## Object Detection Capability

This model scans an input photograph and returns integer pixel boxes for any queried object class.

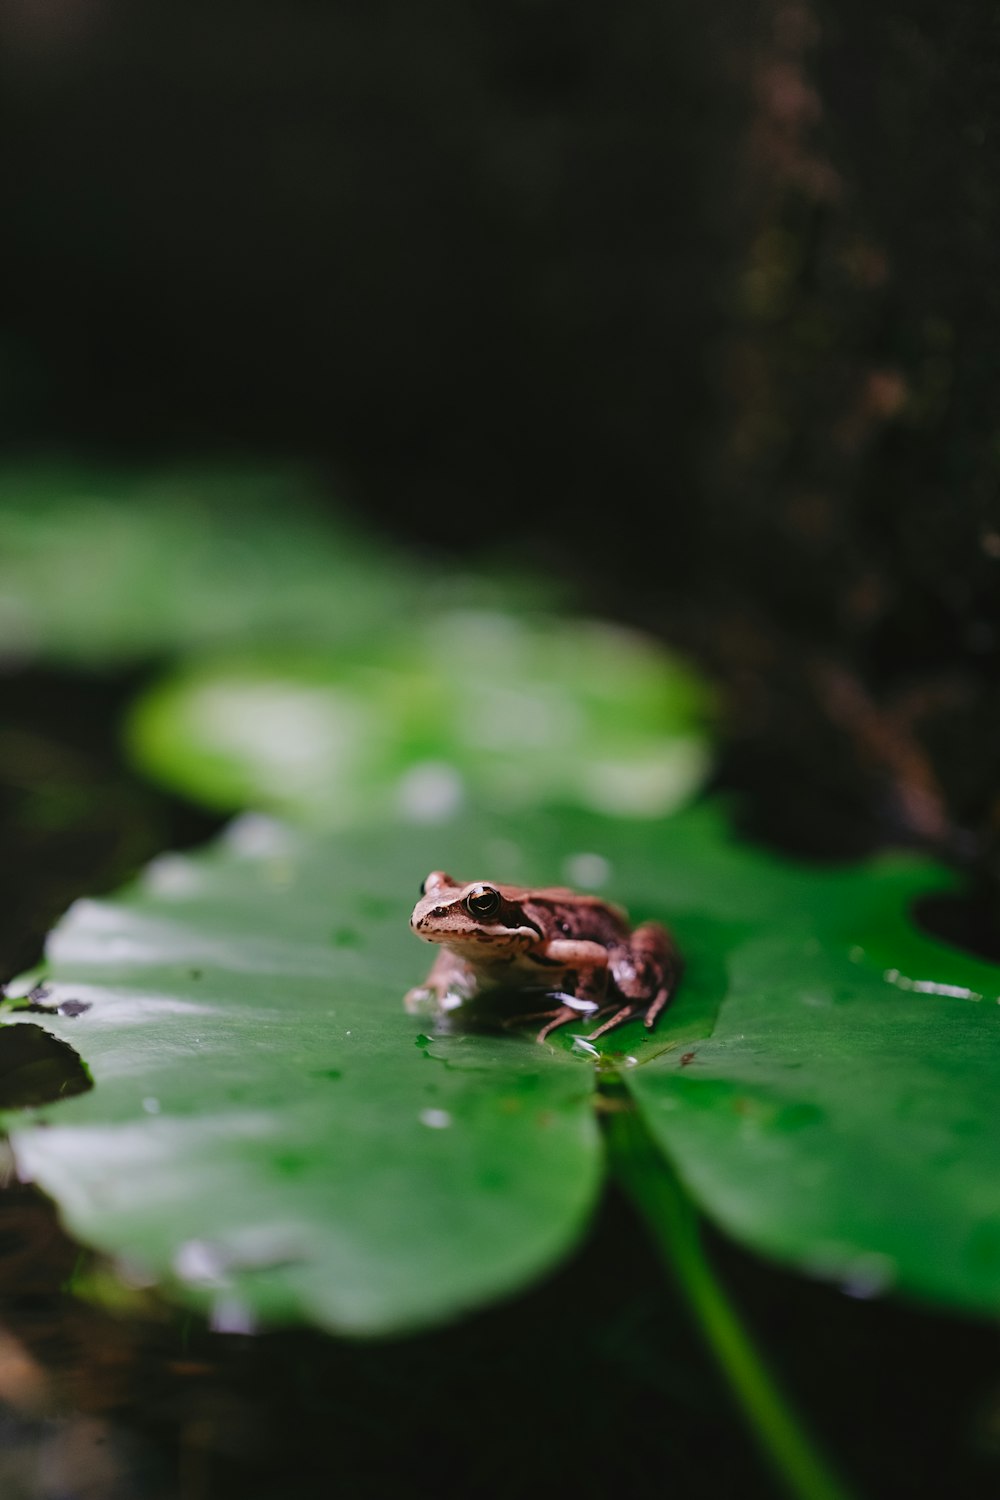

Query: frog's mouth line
[431,929,539,956]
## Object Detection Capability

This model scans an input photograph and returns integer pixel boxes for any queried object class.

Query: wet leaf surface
[3,812,605,1336]
[617,834,1000,1316]
[5,802,1000,1330]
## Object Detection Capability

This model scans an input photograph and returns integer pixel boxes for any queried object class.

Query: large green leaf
[4,812,604,1336]
[622,869,1000,1314]
[7,801,1000,1332]
[594,809,1000,1314]
[125,613,714,824]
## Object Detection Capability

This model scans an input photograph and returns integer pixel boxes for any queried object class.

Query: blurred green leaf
[125,613,715,824]
[0,463,426,664]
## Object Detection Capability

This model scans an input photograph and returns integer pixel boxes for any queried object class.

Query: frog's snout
[411,904,447,937]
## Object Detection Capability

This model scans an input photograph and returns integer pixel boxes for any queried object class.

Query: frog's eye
[419,878,427,896]
[465,885,501,918]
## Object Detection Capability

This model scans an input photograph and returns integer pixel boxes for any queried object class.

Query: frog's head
[410,872,539,955]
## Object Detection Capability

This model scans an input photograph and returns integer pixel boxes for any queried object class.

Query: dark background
[3,4,1000,1497]
[5,0,1000,884]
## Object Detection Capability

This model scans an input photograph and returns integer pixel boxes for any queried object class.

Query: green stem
[607,1101,857,1500]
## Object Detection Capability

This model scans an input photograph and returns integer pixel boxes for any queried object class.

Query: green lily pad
[4,811,604,1336]
[125,613,714,825]
[621,882,1000,1313]
[7,801,1000,1332]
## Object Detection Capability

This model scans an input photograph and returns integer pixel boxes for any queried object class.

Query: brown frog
[406,872,680,1042]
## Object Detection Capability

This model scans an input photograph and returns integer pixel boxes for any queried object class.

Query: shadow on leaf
[0,1025,92,1109]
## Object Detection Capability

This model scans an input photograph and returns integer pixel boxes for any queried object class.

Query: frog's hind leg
[582,983,671,1040]
[589,922,682,1039]
[641,981,673,1030]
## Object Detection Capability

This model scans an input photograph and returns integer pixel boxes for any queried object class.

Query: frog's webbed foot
[404,982,445,1016]
[406,947,477,1017]
[535,1006,584,1043]
[581,987,671,1040]
[584,1001,645,1040]
[502,992,600,1043]
[404,978,474,1017]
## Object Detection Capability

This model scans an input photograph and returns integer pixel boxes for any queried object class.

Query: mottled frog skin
[406,872,681,1042]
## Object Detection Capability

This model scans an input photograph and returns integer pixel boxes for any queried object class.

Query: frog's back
[509,885,631,944]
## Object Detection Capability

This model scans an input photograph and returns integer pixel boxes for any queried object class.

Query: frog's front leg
[587,922,682,1040]
[404,949,475,1015]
